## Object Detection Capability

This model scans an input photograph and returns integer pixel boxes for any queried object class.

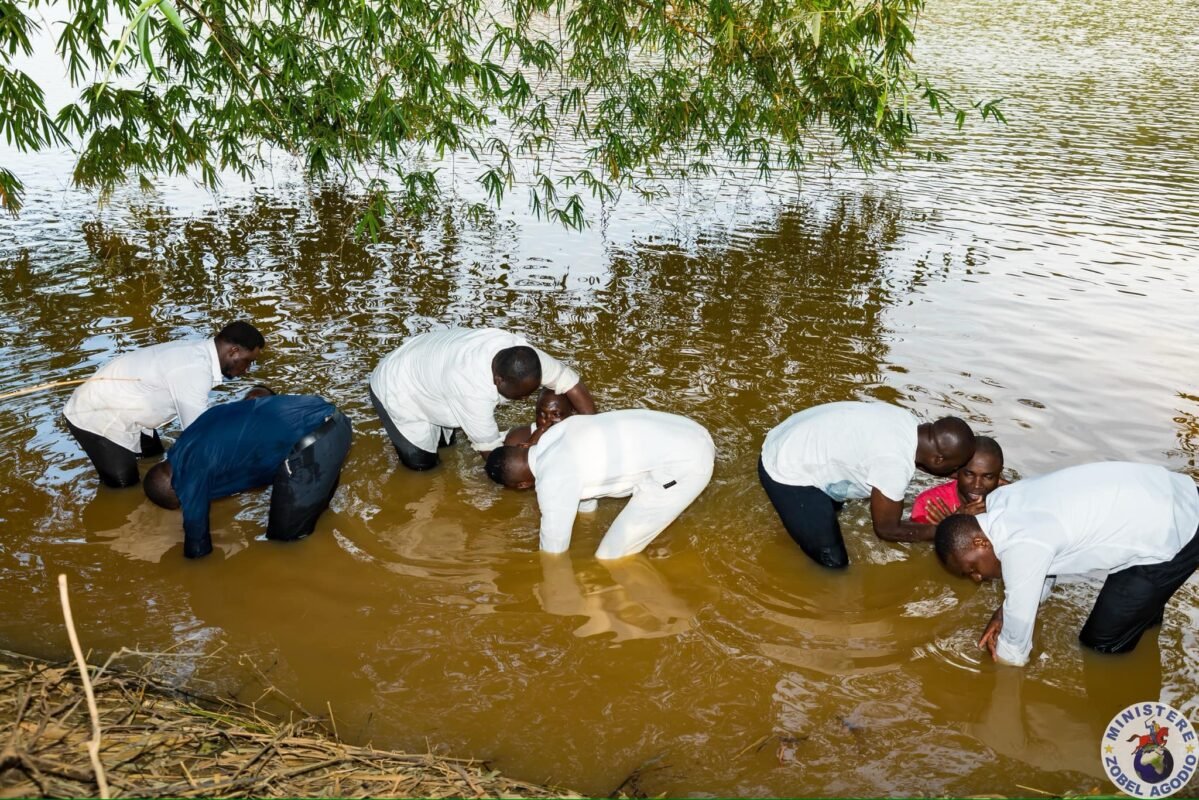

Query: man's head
[915,416,976,477]
[143,461,180,509]
[245,385,275,400]
[215,321,265,379]
[934,514,1001,583]
[536,389,575,431]
[492,346,542,400]
[484,446,536,490]
[956,436,1004,505]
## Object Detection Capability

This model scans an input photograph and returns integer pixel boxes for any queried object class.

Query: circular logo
[1101,702,1197,798]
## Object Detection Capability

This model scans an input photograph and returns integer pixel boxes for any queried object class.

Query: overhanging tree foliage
[0,0,1003,228]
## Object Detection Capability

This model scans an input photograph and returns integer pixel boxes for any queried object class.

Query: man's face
[219,345,261,378]
[956,451,1003,505]
[536,396,573,430]
[949,540,1002,583]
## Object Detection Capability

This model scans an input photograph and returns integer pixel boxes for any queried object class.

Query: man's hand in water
[979,606,1004,660]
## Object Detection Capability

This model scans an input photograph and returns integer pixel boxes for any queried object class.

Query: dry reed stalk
[0,647,584,799]
[56,574,110,799]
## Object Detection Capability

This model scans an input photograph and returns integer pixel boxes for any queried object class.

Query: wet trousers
[65,416,163,488]
[266,411,353,541]
[368,386,455,471]
[758,457,849,569]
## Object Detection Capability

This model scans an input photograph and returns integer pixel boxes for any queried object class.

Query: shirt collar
[207,338,223,384]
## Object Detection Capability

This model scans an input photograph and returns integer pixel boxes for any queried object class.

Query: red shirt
[910,480,962,524]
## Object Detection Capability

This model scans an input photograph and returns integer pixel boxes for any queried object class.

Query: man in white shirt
[369,328,595,471]
[759,401,976,568]
[63,321,265,488]
[483,409,715,559]
[934,462,1199,665]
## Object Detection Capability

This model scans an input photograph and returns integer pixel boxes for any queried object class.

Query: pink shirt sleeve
[910,481,961,524]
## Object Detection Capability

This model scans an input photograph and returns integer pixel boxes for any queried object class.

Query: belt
[292,414,339,453]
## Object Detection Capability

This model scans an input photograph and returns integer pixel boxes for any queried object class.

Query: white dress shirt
[979,461,1199,666]
[369,328,580,453]
[760,401,919,501]
[529,409,716,555]
[63,338,224,452]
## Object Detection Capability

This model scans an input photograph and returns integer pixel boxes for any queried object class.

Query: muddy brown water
[2,0,1199,795]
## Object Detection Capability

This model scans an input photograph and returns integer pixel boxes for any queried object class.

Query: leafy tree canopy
[0,0,1003,229]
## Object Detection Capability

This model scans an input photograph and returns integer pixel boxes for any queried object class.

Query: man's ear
[972,535,991,551]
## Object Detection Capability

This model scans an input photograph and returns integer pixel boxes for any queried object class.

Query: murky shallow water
[2,0,1199,795]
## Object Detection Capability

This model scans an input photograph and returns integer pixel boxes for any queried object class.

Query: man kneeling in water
[143,387,352,559]
[505,389,576,447]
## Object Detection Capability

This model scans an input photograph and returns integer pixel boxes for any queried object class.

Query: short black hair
[247,384,276,397]
[493,346,541,386]
[485,446,521,486]
[934,514,982,565]
[216,320,265,351]
[973,435,1003,463]
[143,461,180,509]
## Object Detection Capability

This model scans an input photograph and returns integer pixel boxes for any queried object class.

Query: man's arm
[536,475,582,553]
[992,542,1057,666]
[870,488,935,542]
[177,480,213,559]
[447,394,505,454]
[564,381,596,415]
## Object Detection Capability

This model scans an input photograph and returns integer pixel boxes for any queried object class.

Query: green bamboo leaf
[137,13,162,80]
[158,0,186,36]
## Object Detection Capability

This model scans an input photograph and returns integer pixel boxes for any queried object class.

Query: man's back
[761,401,918,501]
[983,462,1199,574]
[531,409,713,498]
[170,395,335,509]
[65,338,218,447]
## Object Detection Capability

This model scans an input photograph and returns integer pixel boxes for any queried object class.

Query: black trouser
[266,411,353,541]
[758,457,849,569]
[1079,506,1199,654]
[369,386,455,471]
[65,416,164,488]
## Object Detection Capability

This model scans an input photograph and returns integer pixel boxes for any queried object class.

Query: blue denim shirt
[168,394,335,558]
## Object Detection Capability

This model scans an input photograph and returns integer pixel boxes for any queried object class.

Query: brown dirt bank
[0,649,583,798]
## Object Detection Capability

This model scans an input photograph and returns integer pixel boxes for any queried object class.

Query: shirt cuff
[471,435,506,452]
[994,637,1030,667]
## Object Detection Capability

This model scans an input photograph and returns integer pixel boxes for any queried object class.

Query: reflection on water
[2,0,1199,795]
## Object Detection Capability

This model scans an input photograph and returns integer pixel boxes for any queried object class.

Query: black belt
[292,413,339,453]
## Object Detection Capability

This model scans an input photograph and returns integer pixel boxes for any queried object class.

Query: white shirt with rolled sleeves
[369,328,580,454]
[760,401,918,501]
[979,461,1199,666]
[63,338,224,452]
[528,409,716,559]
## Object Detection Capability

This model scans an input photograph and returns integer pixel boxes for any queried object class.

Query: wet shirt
[979,461,1199,666]
[168,394,335,558]
[528,409,716,553]
[760,402,919,502]
[64,338,224,452]
[910,480,962,523]
[369,327,580,453]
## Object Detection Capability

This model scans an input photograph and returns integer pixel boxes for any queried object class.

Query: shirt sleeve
[995,529,1059,666]
[167,364,214,430]
[535,468,583,554]
[534,347,580,394]
[447,392,505,452]
[173,468,213,559]
[868,456,913,503]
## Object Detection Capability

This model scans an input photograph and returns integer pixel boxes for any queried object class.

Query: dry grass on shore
[0,649,581,799]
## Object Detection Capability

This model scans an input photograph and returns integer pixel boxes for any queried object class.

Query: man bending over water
[935,461,1199,664]
[486,409,715,559]
[759,401,975,568]
[144,387,352,559]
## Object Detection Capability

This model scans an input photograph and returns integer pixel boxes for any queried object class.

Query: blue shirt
[168,394,336,558]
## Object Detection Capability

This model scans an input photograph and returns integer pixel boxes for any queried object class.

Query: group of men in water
[62,322,1199,668]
